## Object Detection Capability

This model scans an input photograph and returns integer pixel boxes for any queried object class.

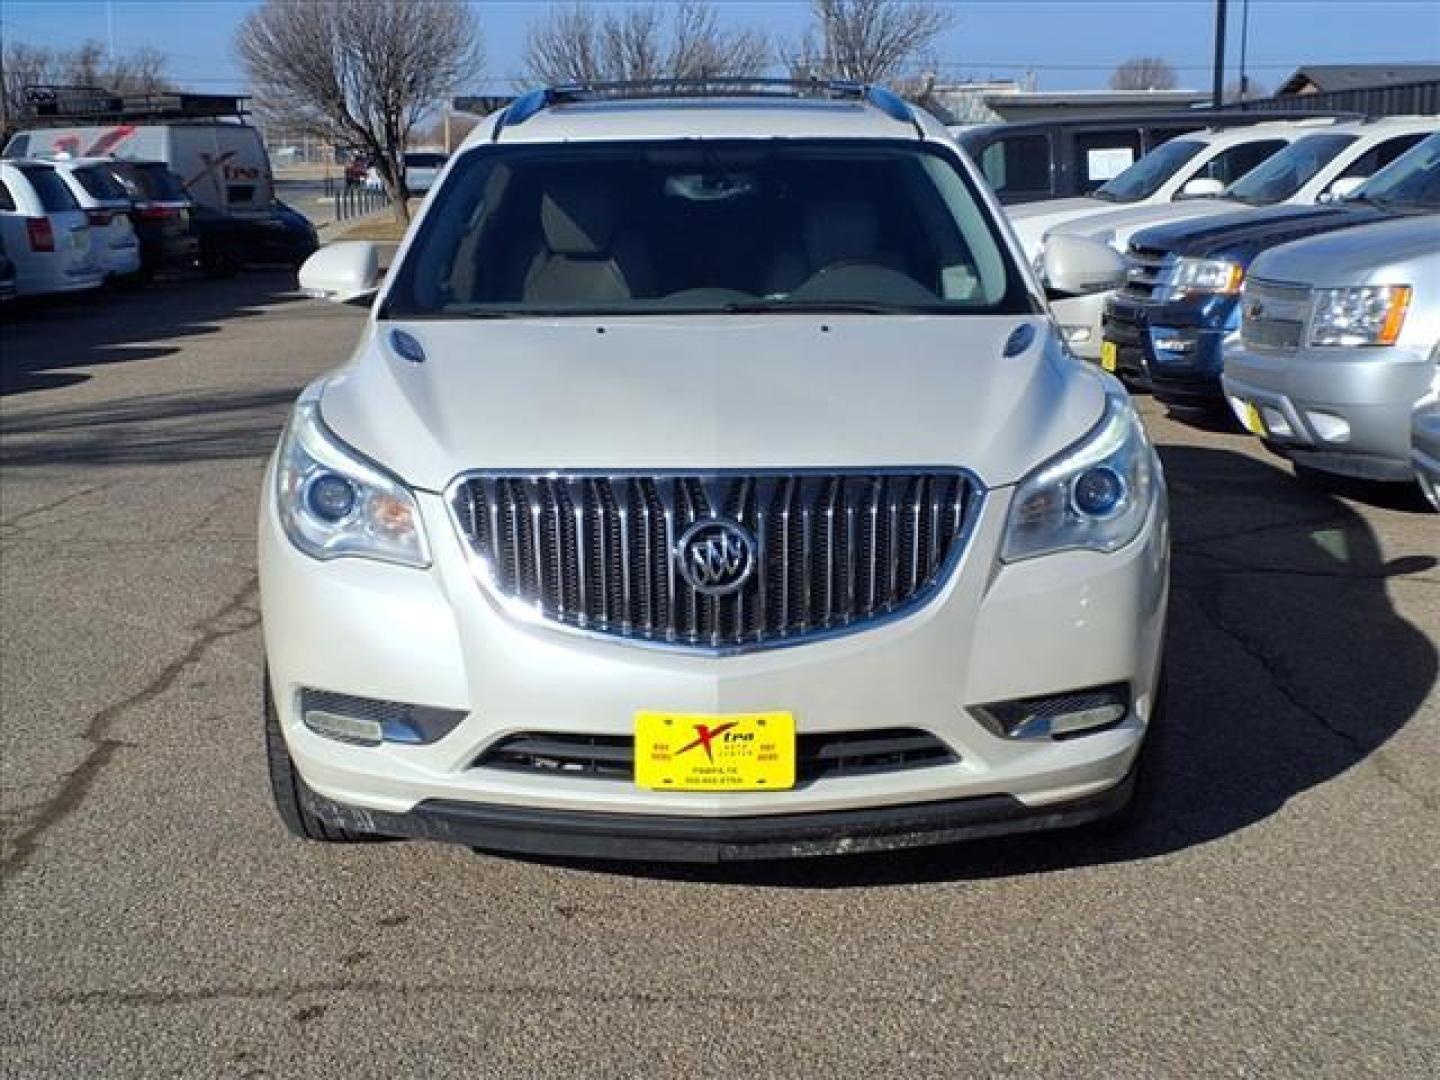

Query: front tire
[264,676,371,842]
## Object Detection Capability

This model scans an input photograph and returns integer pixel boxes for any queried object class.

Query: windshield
[1226,132,1357,205]
[1351,132,1440,209]
[405,153,446,168]
[383,139,1035,319]
[1095,139,1206,202]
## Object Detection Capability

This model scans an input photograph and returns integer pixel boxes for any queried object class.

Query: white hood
[1004,197,1113,260]
[1047,199,1243,248]
[318,315,1106,493]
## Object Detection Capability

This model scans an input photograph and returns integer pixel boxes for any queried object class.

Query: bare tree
[522,0,769,85]
[790,0,955,85]
[237,0,483,223]
[2,40,174,135]
[1109,57,1179,92]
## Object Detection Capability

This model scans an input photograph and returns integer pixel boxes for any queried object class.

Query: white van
[5,122,274,217]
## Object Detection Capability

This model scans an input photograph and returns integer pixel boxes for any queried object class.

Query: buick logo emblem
[675,519,756,596]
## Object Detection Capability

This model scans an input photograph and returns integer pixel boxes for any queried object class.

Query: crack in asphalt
[7,977,890,1012]
[1172,504,1438,813]
[0,483,107,532]
[1186,582,1437,814]
[1181,547,1440,586]
[0,575,261,876]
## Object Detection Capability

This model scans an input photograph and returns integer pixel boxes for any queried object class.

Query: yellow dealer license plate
[1243,401,1266,435]
[634,711,795,792]
[1100,340,1118,372]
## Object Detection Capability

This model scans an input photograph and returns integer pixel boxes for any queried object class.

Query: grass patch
[332,214,410,243]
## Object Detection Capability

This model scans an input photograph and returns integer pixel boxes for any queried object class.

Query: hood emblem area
[675,519,757,596]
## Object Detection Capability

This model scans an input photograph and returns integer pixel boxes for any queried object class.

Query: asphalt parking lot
[2,275,1437,1078]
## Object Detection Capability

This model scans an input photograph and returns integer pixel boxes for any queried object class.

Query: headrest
[541,178,616,255]
[803,200,880,268]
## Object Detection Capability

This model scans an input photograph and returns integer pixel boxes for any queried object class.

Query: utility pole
[1212,0,1228,108]
[0,38,8,138]
[1238,0,1251,102]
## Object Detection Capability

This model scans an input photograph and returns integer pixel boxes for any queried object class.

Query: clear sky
[2,0,1437,96]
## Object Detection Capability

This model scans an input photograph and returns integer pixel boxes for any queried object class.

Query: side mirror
[1179,176,1226,199]
[299,241,381,304]
[1320,175,1365,203]
[1043,234,1128,297]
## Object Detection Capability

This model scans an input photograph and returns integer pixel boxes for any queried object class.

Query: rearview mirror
[1179,176,1226,199]
[1043,234,1128,297]
[1320,175,1366,203]
[299,241,381,304]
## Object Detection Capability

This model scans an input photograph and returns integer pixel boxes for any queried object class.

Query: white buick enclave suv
[263,82,1169,862]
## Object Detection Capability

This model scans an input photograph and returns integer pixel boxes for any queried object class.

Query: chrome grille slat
[1242,277,1313,352]
[451,471,979,653]
[1120,243,1170,300]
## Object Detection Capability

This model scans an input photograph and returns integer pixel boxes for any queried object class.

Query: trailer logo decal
[186,151,237,200]
[85,125,138,157]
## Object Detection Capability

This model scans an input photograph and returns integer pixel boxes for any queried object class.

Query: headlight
[1002,388,1159,562]
[1159,256,1244,301]
[275,389,430,568]
[1309,285,1411,347]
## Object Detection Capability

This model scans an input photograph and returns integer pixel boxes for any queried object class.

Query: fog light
[304,708,384,746]
[1306,411,1351,443]
[973,685,1130,740]
[1062,325,1093,344]
[1261,407,1292,437]
[300,689,467,745]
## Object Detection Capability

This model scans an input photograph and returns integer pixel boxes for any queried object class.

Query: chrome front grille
[1120,243,1170,299]
[449,471,980,652]
[1242,278,1312,351]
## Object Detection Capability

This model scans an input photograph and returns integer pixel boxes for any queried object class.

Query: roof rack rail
[17,84,251,126]
[492,77,914,139]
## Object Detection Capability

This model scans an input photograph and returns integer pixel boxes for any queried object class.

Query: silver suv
[266,82,1168,862]
[1223,146,1440,486]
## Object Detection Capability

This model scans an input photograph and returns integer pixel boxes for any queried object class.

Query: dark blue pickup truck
[1100,132,1440,408]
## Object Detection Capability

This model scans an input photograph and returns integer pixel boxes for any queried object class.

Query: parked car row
[1029,130,1439,506]
[4,103,320,299]
[0,153,317,303]
[1049,116,1435,361]
[952,108,1361,206]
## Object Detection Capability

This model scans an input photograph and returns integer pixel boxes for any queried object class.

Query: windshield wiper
[1337,193,1390,208]
[721,299,928,315]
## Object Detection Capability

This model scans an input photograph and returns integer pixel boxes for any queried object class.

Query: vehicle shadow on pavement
[0,272,301,398]
[0,385,302,467]
[526,445,1437,887]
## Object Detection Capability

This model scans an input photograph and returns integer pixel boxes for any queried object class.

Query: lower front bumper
[300,763,1137,863]
[1223,344,1434,482]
